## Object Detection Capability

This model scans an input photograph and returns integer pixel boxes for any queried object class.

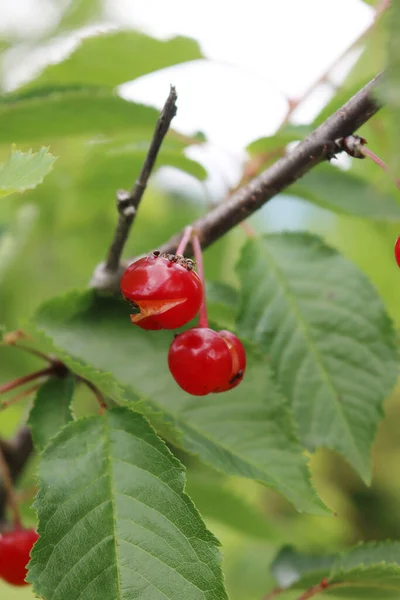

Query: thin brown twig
[0,365,57,396]
[0,384,41,412]
[0,445,21,529]
[78,377,107,413]
[296,578,329,600]
[5,342,53,364]
[103,86,178,274]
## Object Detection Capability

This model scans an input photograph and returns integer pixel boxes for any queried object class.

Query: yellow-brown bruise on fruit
[130,298,186,324]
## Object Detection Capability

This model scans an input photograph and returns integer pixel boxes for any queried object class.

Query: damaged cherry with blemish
[120,251,203,330]
[168,327,246,396]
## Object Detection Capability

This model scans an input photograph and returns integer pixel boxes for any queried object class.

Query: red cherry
[168,328,246,395]
[0,528,38,586]
[120,253,203,330]
[395,237,400,267]
[217,330,246,391]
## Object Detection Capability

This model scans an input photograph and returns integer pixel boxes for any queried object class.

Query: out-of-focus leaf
[28,407,228,600]
[288,165,400,221]
[28,290,328,515]
[185,472,276,540]
[28,376,74,452]
[268,542,400,599]
[0,205,37,283]
[270,546,335,589]
[55,0,103,32]
[24,31,203,90]
[95,140,207,182]
[206,281,238,329]
[246,125,312,156]
[0,88,160,143]
[237,233,398,483]
[0,146,56,198]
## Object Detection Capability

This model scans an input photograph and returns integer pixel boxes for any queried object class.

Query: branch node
[88,261,127,293]
[116,189,132,212]
[335,135,367,158]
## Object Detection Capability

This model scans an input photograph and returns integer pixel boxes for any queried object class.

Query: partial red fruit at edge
[0,528,38,586]
[217,330,246,391]
[168,328,246,396]
[120,254,203,330]
[395,236,400,267]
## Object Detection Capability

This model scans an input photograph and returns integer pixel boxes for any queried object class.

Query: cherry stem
[176,226,193,256]
[359,146,400,192]
[192,233,208,328]
[0,445,21,529]
[0,384,41,413]
[0,366,56,396]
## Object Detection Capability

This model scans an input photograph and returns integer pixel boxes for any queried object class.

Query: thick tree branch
[155,73,382,258]
[90,86,178,290]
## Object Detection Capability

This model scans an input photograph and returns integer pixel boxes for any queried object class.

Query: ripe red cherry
[395,237,400,267]
[168,327,246,395]
[0,528,38,586]
[120,252,203,330]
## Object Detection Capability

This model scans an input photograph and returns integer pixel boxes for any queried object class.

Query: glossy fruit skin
[0,528,38,586]
[120,253,203,330]
[168,328,246,395]
[217,330,246,391]
[395,237,400,267]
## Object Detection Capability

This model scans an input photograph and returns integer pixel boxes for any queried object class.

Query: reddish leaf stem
[359,146,400,191]
[192,233,208,328]
[78,377,107,413]
[0,384,41,412]
[0,445,21,529]
[296,578,329,600]
[176,226,193,256]
[8,343,53,364]
[0,366,56,396]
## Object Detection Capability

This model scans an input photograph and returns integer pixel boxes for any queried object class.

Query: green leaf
[270,546,335,589]
[0,205,37,284]
[185,472,276,540]
[0,146,56,198]
[82,140,207,189]
[236,233,398,483]
[27,407,227,600]
[288,165,400,221]
[206,282,239,330]
[28,290,327,515]
[24,31,203,90]
[246,125,312,156]
[28,376,74,452]
[269,542,400,598]
[0,88,162,144]
[55,0,103,33]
